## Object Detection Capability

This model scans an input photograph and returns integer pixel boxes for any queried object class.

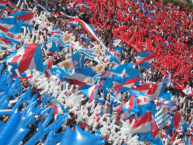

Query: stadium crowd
[0,0,193,144]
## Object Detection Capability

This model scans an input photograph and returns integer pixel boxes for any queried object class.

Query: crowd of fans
[0,0,192,144]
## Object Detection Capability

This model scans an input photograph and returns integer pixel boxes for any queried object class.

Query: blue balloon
[25,114,67,145]
[44,131,55,145]
[8,126,30,145]
[61,125,104,145]
[0,63,4,81]
[0,121,5,129]
[0,109,21,145]
[21,72,27,77]
[44,131,64,145]
[29,94,38,105]
[40,106,52,116]
[8,77,22,96]
[12,93,26,110]
[0,109,14,115]
[60,126,74,145]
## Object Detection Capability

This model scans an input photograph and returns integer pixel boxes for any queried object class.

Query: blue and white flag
[52,26,60,34]
[78,49,102,60]
[48,40,60,53]
[11,11,34,30]
[5,20,23,44]
[155,106,170,128]
[109,46,122,64]
[135,52,157,68]
[130,89,156,116]
[164,40,172,45]
[113,39,121,47]
[47,34,72,47]
[162,73,171,86]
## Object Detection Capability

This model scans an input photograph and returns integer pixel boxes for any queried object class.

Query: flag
[132,111,153,141]
[162,73,171,86]
[75,2,92,10]
[69,18,79,27]
[47,33,73,47]
[92,63,106,73]
[147,121,163,145]
[150,9,156,12]
[148,82,166,99]
[78,49,102,60]
[170,112,189,131]
[12,69,33,80]
[48,40,60,53]
[0,37,8,45]
[123,67,140,78]
[115,101,126,113]
[5,20,23,44]
[5,43,44,75]
[188,127,193,135]
[114,78,138,90]
[130,89,154,116]
[6,43,16,53]
[13,11,34,30]
[57,58,75,73]
[66,68,97,86]
[52,99,66,114]
[81,83,101,102]
[46,65,71,79]
[0,0,7,9]
[160,100,176,111]
[18,43,43,74]
[66,4,75,13]
[155,106,170,128]
[161,92,172,100]
[109,46,122,64]
[132,84,150,95]
[45,54,55,77]
[52,26,60,34]
[0,18,15,33]
[113,39,121,47]
[164,40,172,45]
[100,70,113,80]
[3,45,25,63]
[80,2,92,10]
[109,63,135,75]
[183,86,193,95]
[133,82,166,99]
[135,52,157,68]
[79,20,102,44]
[122,94,139,116]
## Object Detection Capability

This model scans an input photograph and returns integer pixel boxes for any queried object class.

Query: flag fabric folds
[0,0,7,9]
[170,112,189,132]
[155,106,170,128]
[135,52,157,68]
[4,43,44,75]
[81,83,101,102]
[109,46,122,64]
[132,111,153,141]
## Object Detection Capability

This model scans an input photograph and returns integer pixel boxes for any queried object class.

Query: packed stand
[0,0,192,145]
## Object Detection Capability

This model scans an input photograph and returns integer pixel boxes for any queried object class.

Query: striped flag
[12,11,34,30]
[81,83,101,102]
[135,52,157,68]
[52,26,60,34]
[0,0,7,9]
[47,33,74,47]
[4,43,44,75]
[132,111,153,141]
[155,106,170,128]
